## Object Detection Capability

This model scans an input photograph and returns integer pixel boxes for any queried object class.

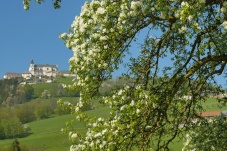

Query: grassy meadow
[32,77,75,98]
[0,106,111,150]
[0,114,84,151]
[201,98,227,111]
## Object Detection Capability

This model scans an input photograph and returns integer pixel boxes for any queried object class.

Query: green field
[201,98,227,111]
[0,114,84,151]
[0,103,110,150]
[0,96,226,150]
[1,114,64,150]
[32,77,75,97]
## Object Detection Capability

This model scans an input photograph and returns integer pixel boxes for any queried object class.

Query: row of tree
[0,78,34,106]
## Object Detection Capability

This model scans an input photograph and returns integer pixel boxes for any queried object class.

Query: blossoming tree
[25,0,227,150]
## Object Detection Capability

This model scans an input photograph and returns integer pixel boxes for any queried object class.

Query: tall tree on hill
[23,84,34,101]
[11,138,21,151]
[25,0,227,150]
[0,79,20,105]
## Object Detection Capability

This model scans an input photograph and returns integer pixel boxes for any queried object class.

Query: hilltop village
[3,60,76,83]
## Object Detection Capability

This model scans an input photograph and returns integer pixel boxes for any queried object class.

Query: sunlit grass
[201,98,227,111]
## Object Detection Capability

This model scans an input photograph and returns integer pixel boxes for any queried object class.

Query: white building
[3,72,22,79]
[22,72,32,79]
[3,60,59,79]
[29,60,58,77]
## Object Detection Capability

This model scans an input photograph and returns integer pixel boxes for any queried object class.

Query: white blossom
[71,133,78,139]
[120,105,126,111]
[181,1,189,7]
[100,36,107,41]
[179,26,187,33]
[118,89,123,95]
[130,100,135,106]
[97,7,106,15]
[222,21,227,30]
[187,15,193,21]
[94,132,102,138]
[75,107,79,112]
[59,33,67,39]
[199,0,206,4]
[131,1,142,10]
[224,1,227,7]
[90,141,94,147]
[221,7,227,13]
[70,145,77,151]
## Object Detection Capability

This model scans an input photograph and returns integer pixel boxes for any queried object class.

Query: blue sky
[0,0,86,78]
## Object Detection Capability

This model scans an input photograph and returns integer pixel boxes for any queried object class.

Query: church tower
[29,60,35,75]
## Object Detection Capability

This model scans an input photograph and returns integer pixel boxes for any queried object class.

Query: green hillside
[0,77,227,150]
[32,77,76,98]
[0,104,110,150]
[1,98,227,150]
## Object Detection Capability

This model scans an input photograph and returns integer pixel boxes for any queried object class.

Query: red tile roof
[200,111,221,117]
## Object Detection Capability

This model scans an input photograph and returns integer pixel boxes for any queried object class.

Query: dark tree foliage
[11,138,21,151]
[23,85,34,101]
[0,79,19,104]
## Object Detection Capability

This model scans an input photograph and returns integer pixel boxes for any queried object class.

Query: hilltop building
[2,60,77,80]
[29,60,58,77]
[3,72,22,79]
[3,60,58,79]
[22,72,32,79]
